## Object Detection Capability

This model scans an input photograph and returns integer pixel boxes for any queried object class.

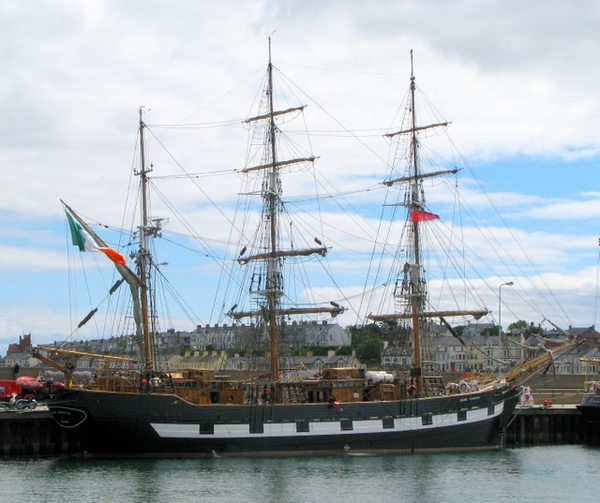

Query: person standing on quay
[12,361,20,379]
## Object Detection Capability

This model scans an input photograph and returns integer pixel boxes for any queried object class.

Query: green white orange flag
[65,209,127,266]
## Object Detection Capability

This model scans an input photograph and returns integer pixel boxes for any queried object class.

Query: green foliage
[480,326,499,337]
[508,320,541,338]
[453,325,466,336]
[289,346,307,357]
[310,347,331,357]
[379,319,398,331]
[508,320,529,332]
[349,324,382,362]
[335,346,354,356]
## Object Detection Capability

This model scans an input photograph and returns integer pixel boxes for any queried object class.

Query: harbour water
[0,445,598,502]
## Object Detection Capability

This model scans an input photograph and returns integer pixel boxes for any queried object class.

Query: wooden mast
[137,107,154,371]
[407,51,425,395]
[265,37,280,382]
[228,38,346,383]
[53,111,161,376]
[368,51,488,396]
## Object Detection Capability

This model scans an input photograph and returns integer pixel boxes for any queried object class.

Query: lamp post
[498,281,514,340]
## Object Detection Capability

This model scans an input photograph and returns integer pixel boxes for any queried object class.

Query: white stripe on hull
[150,402,504,439]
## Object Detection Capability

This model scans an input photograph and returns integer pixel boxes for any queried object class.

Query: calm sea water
[1,445,598,503]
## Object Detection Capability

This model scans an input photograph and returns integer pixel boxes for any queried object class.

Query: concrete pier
[0,408,79,457]
[506,405,599,447]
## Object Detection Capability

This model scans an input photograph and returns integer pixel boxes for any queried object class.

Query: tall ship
[42,46,580,457]
[576,359,600,423]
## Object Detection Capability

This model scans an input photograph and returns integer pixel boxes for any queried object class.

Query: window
[199,422,214,435]
[340,419,353,431]
[296,420,310,433]
[382,417,395,429]
[250,421,264,434]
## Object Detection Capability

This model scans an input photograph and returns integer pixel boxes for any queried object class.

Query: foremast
[227,38,344,381]
[368,51,487,395]
[59,110,157,371]
[136,107,155,371]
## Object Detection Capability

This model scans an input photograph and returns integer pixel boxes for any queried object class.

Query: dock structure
[0,404,598,457]
[0,408,79,457]
[506,405,599,447]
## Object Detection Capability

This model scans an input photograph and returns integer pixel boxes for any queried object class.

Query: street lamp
[498,281,514,340]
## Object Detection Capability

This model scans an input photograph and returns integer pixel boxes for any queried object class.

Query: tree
[508,320,540,338]
[480,326,498,337]
[453,325,467,337]
[349,324,382,362]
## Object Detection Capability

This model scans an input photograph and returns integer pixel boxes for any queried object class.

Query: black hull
[577,392,600,423]
[48,386,520,457]
[577,406,600,423]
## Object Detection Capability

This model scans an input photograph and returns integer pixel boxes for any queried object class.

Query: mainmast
[136,107,154,370]
[227,38,345,382]
[404,51,426,394]
[265,38,281,383]
[368,51,487,395]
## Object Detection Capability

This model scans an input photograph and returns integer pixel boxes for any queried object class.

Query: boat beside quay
[39,46,581,458]
[0,367,597,457]
[1,403,597,458]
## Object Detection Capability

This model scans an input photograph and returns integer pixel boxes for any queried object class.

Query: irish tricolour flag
[65,209,127,266]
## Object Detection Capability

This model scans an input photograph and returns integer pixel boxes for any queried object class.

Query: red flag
[409,209,440,222]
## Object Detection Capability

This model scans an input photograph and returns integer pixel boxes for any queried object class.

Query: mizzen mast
[368,51,488,394]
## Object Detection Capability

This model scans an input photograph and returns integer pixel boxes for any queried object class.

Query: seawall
[506,405,599,446]
[0,408,79,457]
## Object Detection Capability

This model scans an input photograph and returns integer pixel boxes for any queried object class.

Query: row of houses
[2,320,349,363]
[1,347,362,381]
[382,326,600,375]
[1,322,353,376]
[3,324,600,376]
[33,320,350,354]
[190,320,350,349]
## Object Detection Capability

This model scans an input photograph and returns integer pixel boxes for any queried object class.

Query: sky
[2,0,600,351]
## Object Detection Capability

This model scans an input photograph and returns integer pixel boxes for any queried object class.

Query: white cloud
[1,1,600,348]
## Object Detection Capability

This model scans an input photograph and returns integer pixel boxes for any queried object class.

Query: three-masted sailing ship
[43,47,580,457]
